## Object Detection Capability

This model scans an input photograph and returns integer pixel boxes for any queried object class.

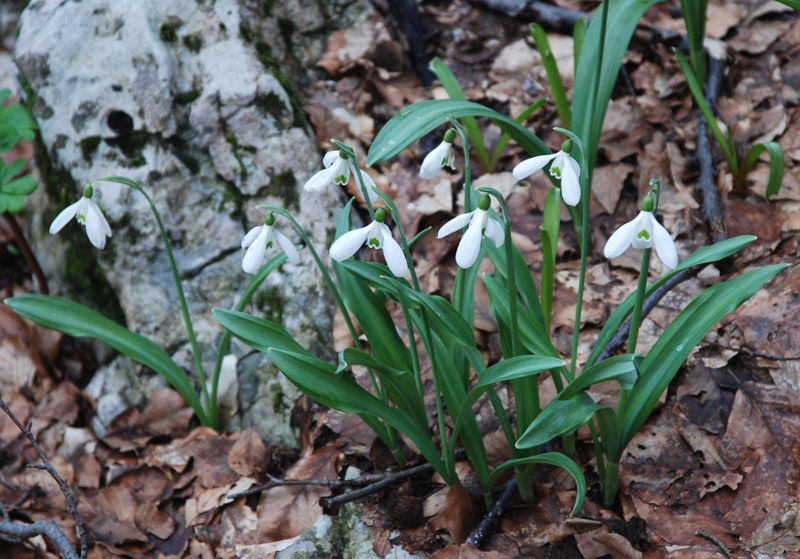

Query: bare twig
[465,478,517,547]
[597,267,699,362]
[2,211,49,294]
[0,395,87,559]
[695,56,727,242]
[695,530,734,559]
[0,519,80,559]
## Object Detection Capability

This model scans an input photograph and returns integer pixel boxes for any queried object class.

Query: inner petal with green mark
[368,237,381,248]
[549,165,562,179]
[77,214,87,224]
[335,174,348,184]
[266,240,273,249]
[637,229,651,241]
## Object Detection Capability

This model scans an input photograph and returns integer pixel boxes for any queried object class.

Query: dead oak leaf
[257,445,340,542]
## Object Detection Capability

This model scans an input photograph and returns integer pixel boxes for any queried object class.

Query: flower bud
[444,129,456,143]
[561,139,573,154]
[83,185,94,198]
[478,193,491,211]
[264,212,275,226]
[641,195,655,212]
[374,207,386,223]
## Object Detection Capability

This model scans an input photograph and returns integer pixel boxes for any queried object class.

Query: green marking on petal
[368,237,381,248]
[77,214,86,224]
[637,229,650,240]
[335,174,348,184]
[266,240,273,249]
[550,165,562,179]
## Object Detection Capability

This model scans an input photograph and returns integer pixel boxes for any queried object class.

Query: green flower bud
[641,195,655,212]
[561,139,573,154]
[264,212,276,226]
[83,185,93,198]
[444,129,456,143]
[338,149,348,160]
[374,207,386,223]
[478,193,491,210]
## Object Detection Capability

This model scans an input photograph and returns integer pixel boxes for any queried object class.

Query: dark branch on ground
[695,529,734,559]
[695,56,727,242]
[465,478,517,547]
[0,395,87,559]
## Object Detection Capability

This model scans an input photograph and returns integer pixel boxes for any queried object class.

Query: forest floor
[2,0,800,558]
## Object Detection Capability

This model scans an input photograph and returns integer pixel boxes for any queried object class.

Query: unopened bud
[444,129,456,143]
[478,194,491,211]
[374,207,386,223]
[641,195,655,212]
[83,185,93,198]
[264,212,275,226]
[561,139,573,153]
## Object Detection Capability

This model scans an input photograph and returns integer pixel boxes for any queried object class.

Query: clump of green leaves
[0,89,38,213]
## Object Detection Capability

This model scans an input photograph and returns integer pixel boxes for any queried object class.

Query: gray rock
[14,0,367,443]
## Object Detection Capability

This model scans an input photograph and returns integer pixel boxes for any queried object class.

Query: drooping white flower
[603,204,678,269]
[303,149,379,203]
[330,208,408,277]
[437,194,504,269]
[241,213,300,274]
[420,130,456,179]
[49,185,112,249]
[513,141,581,206]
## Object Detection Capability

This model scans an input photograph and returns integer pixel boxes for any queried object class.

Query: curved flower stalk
[241,212,300,273]
[420,129,456,179]
[303,149,379,204]
[603,196,678,269]
[49,185,112,249]
[513,139,581,206]
[437,193,504,269]
[330,207,408,277]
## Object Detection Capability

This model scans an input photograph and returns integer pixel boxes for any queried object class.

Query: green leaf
[675,50,738,172]
[488,98,547,172]
[2,158,27,182]
[2,175,38,195]
[517,392,605,450]
[679,0,708,84]
[586,235,757,368]
[618,264,788,447]
[269,348,453,483]
[367,100,550,167]
[775,0,800,10]
[430,58,491,171]
[213,308,313,357]
[0,89,11,104]
[7,294,208,424]
[530,23,571,129]
[561,354,640,400]
[476,355,565,389]
[571,0,661,180]
[739,142,784,199]
[486,453,586,515]
[0,124,19,152]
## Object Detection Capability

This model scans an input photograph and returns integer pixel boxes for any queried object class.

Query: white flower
[303,150,379,203]
[49,189,112,249]
[241,216,300,274]
[603,210,678,269]
[512,149,581,206]
[420,139,456,179]
[437,203,504,269]
[330,210,408,277]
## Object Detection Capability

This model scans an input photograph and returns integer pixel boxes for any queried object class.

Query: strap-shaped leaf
[516,393,604,450]
[367,99,550,167]
[739,141,784,200]
[7,294,206,423]
[586,236,757,367]
[561,354,640,400]
[618,264,788,446]
[213,308,312,357]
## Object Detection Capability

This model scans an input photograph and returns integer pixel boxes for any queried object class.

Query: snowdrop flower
[241,213,300,274]
[330,208,408,277]
[420,129,456,179]
[49,185,112,249]
[437,194,504,269]
[603,196,678,269]
[513,139,581,206]
[303,149,379,203]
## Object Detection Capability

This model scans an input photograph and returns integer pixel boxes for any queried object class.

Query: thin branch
[465,478,517,547]
[0,396,87,559]
[0,520,79,559]
[597,267,698,362]
[2,212,49,294]
[320,461,437,508]
[695,530,734,559]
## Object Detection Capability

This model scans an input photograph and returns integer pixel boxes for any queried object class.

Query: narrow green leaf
[775,0,800,8]
[516,393,604,450]
[573,17,587,71]
[486,453,586,515]
[367,100,550,167]
[214,308,313,357]
[488,98,547,172]
[619,264,788,446]
[587,236,757,367]
[561,354,640,400]
[476,355,565,389]
[530,23,571,129]
[7,295,207,424]
[738,142,784,199]
[430,58,491,171]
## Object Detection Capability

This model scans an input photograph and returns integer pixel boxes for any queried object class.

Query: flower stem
[602,461,620,509]
[91,177,213,427]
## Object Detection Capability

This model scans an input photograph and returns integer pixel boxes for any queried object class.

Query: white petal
[420,141,450,179]
[330,224,371,261]
[379,224,408,277]
[241,225,263,248]
[437,211,474,238]
[303,165,337,192]
[85,200,111,249]
[512,153,557,180]
[352,165,379,203]
[630,212,655,249]
[49,199,81,234]
[559,156,581,206]
[567,154,581,182]
[484,217,505,248]
[275,230,301,265]
[331,158,350,186]
[242,227,270,273]
[323,150,340,168]
[455,214,484,268]
[651,217,678,269]
[604,216,640,260]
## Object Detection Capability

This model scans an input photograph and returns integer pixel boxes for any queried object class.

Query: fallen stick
[0,395,86,559]
[465,477,517,547]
